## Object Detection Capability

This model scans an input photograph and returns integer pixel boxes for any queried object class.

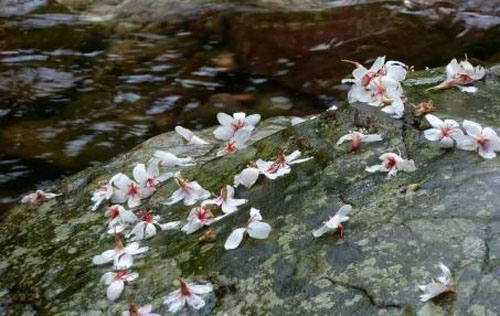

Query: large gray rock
[1,66,500,315]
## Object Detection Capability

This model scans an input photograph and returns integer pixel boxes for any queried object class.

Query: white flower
[423,114,463,148]
[133,160,172,198]
[100,270,138,302]
[122,303,161,316]
[418,263,456,302]
[213,112,261,141]
[365,152,416,178]
[181,207,214,234]
[224,208,271,250]
[163,279,213,313]
[21,190,60,204]
[163,172,211,206]
[90,181,113,211]
[106,205,138,233]
[202,185,247,214]
[256,150,312,180]
[430,58,486,92]
[92,233,148,270]
[217,128,251,156]
[342,56,407,87]
[175,126,209,145]
[312,205,352,238]
[234,165,260,189]
[127,212,180,241]
[337,131,382,152]
[109,173,143,208]
[153,150,194,167]
[456,120,500,159]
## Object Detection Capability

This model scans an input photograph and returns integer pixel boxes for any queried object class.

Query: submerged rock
[1,65,500,315]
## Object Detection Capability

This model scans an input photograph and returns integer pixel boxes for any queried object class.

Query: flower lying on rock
[312,204,352,238]
[423,114,463,148]
[133,160,172,198]
[163,279,213,313]
[153,150,194,167]
[429,57,485,93]
[122,303,161,316]
[213,112,260,141]
[342,56,407,87]
[92,233,148,270]
[101,270,138,302]
[217,128,251,156]
[128,211,180,241]
[234,164,260,189]
[456,120,500,159]
[181,207,214,234]
[106,205,138,234]
[224,208,271,250]
[163,172,211,206]
[109,173,143,209]
[418,263,456,302]
[90,181,113,211]
[21,190,60,204]
[175,126,209,145]
[256,150,312,179]
[365,152,416,178]
[337,131,383,152]
[202,185,247,214]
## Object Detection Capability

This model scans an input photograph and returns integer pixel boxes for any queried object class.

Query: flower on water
[109,173,143,208]
[21,190,60,204]
[106,205,138,233]
[456,120,500,159]
[122,303,161,316]
[423,114,463,148]
[128,211,180,241]
[133,160,172,198]
[153,150,194,167]
[217,128,251,157]
[101,270,138,302]
[90,180,113,211]
[233,164,260,189]
[92,233,148,270]
[256,150,312,180]
[429,57,486,93]
[365,152,416,178]
[181,207,214,234]
[163,279,213,313]
[224,208,271,250]
[418,263,456,302]
[202,185,247,214]
[337,131,383,152]
[163,172,211,206]
[312,204,352,238]
[213,112,261,141]
[175,126,209,145]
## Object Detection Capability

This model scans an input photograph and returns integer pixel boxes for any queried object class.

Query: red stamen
[180,278,191,296]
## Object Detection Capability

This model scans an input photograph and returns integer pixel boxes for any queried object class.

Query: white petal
[459,86,478,93]
[101,272,115,285]
[224,228,246,250]
[312,224,330,238]
[245,114,261,126]
[363,134,383,143]
[187,294,206,310]
[463,120,482,138]
[217,112,234,126]
[182,219,203,234]
[133,163,148,185]
[234,167,260,188]
[159,221,181,230]
[92,250,116,265]
[175,125,194,141]
[213,126,234,141]
[190,283,213,295]
[107,280,124,302]
[249,207,263,221]
[144,223,157,239]
[424,128,442,142]
[336,133,354,145]
[114,253,134,270]
[456,135,477,151]
[425,114,444,129]
[365,164,382,173]
[247,221,271,239]
[163,189,185,205]
[439,136,455,148]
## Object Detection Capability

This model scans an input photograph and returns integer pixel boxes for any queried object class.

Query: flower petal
[107,280,124,302]
[247,221,271,239]
[224,228,246,250]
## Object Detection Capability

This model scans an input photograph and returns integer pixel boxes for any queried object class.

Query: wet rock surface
[1,65,500,315]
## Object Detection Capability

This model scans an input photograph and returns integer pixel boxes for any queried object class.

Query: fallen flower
[175,126,209,145]
[90,180,113,211]
[109,173,143,208]
[163,279,213,313]
[163,172,211,206]
[106,205,138,233]
[92,233,148,270]
[217,128,251,156]
[181,207,214,234]
[128,211,180,241]
[429,57,485,92]
[133,160,172,198]
[256,150,313,180]
[21,190,60,204]
[202,185,247,214]
[122,302,161,316]
[213,112,261,141]
[337,131,383,152]
[423,114,463,148]
[153,150,194,167]
[234,164,260,189]
[312,204,352,238]
[342,56,407,87]
[418,263,456,302]
[101,270,138,302]
[365,152,416,178]
[224,208,271,250]
[456,120,500,159]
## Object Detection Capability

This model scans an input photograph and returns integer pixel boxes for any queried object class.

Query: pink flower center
[127,184,139,198]
[361,73,374,86]
[351,135,361,152]
[477,137,490,149]
[230,120,246,132]
[225,142,237,154]
[457,73,473,85]
[108,207,120,219]
[385,156,396,169]
[141,213,152,223]
[35,191,46,202]
[441,126,452,137]
[180,279,191,296]
[115,270,131,280]
[197,209,209,220]
[146,178,157,188]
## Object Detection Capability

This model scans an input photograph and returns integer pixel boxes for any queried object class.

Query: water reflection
[0,1,499,213]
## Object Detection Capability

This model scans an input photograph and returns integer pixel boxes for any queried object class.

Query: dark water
[0,0,499,214]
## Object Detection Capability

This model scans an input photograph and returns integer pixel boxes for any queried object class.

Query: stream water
[0,0,499,214]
